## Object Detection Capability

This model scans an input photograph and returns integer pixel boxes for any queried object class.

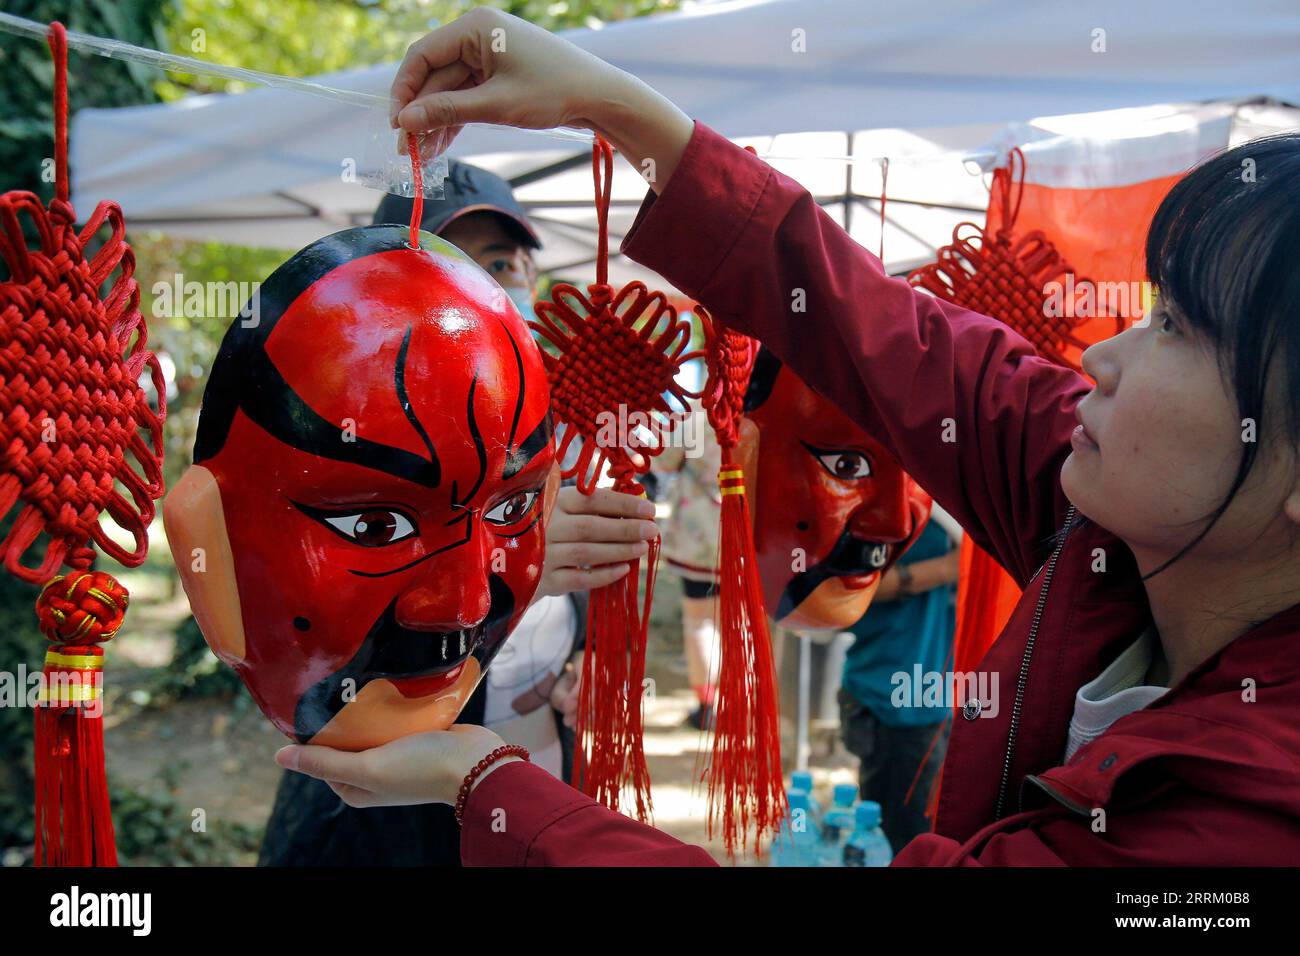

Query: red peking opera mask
[164,226,557,750]
[735,349,931,630]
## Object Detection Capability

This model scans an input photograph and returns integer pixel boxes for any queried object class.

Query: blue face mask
[504,286,535,320]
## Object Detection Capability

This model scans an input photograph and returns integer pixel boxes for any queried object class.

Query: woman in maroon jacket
[276,9,1300,866]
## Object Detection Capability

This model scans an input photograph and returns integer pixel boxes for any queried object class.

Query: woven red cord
[0,22,166,584]
[530,136,702,494]
[907,147,1122,371]
[408,136,424,248]
[530,136,703,818]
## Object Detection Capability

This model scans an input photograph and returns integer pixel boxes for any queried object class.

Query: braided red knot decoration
[529,136,701,819]
[1,22,166,867]
[699,309,785,856]
[908,148,1122,372]
[0,24,165,583]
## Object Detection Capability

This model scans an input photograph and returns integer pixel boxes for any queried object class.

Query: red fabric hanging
[529,137,701,820]
[0,22,167,868]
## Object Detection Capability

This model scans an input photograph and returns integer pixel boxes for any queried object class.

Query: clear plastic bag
[360,105,450,200]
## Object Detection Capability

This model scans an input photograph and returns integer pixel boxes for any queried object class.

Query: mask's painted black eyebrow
[233,346,441,488]
[500,318,526,450]
[452,375,488,508]
[503,413,553,480]
[395,326,440,476]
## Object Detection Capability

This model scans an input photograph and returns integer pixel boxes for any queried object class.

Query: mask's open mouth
[292,578,518,741]
[364,613,482,681]
[777,530,894,618]
[826,537,891,576]
[361,610,484,698]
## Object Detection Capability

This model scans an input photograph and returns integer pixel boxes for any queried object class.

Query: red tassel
[700,312,787,855]
[32,572,127,867]
[707,462,785,854]
[531,137,700,819]
[572,474,657,822]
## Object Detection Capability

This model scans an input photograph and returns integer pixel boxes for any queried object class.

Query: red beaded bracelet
[454,745,529,826]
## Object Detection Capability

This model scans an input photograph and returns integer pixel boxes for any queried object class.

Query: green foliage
[0,0,169,203]
[131,233,292,485]
[146,614,248,703]
[111,778,262,866]
[158,0,681,99]
[0,570,43,854]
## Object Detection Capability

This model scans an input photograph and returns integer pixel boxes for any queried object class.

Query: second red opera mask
[164,226,558,750]
[736,348,931,630]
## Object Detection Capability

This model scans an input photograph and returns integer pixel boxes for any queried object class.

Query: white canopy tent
[69,0,1300,282]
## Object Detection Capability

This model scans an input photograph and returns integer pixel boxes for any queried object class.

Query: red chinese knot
[908,148,1122,371]
[529,137,701,494]
[0,23,165,584]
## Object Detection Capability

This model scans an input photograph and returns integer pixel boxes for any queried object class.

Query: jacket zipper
[993,503,1077,820]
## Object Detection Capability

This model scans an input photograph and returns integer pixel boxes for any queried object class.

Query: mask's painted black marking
[500,318,526,450]
[193,225,444,490]
[776,525,896,620]
[503,413,553,480]
[743,346,784,412]
[395,325,440,475]
[452,376,488,508]
[236,346,441,487]
[292,574,518,742]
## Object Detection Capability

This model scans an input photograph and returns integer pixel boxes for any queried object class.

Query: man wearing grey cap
[372,159,542,321]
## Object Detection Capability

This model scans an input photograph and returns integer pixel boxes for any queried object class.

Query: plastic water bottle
[770,790,819,867]
[790,770,822,832]
[843,801,893,867]
[817,782,859,867]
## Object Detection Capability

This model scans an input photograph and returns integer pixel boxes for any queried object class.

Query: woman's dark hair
[1142,132,1300,578]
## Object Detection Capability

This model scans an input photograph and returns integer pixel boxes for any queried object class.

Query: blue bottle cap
[833,782,859,806]
[856,801,882,828]
[791,771,814,792]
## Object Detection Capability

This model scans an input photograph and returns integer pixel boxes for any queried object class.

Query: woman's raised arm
[391,6,1087,582]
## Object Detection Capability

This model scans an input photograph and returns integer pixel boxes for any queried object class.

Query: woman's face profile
[1062,297,1298,573]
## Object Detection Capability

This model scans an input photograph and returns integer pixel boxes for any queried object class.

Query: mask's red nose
[847,472,912,543]
[395,573,491,632]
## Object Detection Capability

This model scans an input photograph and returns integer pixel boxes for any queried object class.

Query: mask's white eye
[322,510,417,547]
[485,489,540,527]
[814,450,871,480]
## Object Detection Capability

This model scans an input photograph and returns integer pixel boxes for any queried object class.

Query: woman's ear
[163,465,247,663]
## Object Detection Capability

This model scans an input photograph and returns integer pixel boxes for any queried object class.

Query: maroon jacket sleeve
[622,122,1090,584]
[460,761,717,866]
